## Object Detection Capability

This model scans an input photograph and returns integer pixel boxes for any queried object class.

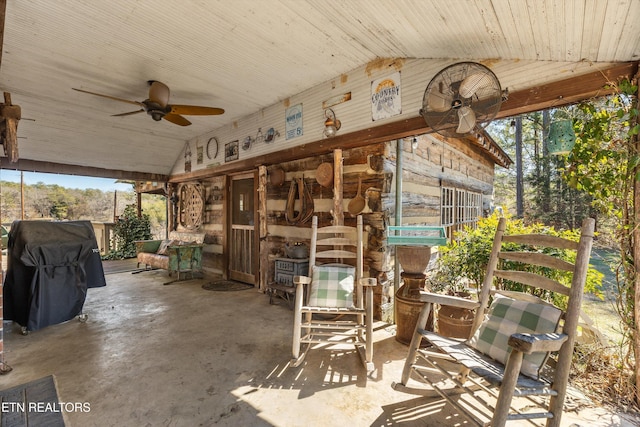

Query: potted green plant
[430,213,604,338]
[427,272,475,339]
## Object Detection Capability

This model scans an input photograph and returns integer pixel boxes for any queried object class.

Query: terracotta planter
[437,304,474,339]
[395,284,433,345]
[396,245,431,275]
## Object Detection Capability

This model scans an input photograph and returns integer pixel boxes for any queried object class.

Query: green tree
[489,112,595,229]
[563,77,640,404]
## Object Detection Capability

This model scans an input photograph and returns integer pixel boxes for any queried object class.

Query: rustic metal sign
[285,103,303,140]
[371,72,401,121]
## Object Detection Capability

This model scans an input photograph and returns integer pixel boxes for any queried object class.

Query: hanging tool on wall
[299,177,314,224]
[285,176,314,225]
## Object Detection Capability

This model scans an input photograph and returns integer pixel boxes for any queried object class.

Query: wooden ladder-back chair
[291,215,376,370]
[393,217,595,427]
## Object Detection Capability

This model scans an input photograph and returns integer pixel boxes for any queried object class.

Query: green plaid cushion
[468,295,562,378]
[307,265,355,308]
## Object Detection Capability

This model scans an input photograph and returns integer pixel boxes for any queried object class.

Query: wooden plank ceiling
[0,1,638,180]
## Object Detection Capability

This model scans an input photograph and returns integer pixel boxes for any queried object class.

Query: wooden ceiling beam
[496,61,638,118]
[0,158,168,183]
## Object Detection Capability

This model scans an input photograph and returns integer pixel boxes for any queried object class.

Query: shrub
[431,213,603,308]
[103,204,151,260]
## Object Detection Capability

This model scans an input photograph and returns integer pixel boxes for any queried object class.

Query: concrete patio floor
[0,265,637,426]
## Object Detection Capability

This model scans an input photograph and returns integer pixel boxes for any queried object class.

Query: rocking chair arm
[359,277,377,287]
[293,275,312,286]
[416,291,480,310]
[508,332,568,354]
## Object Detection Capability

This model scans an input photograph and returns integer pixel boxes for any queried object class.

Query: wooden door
[228,173,257,284]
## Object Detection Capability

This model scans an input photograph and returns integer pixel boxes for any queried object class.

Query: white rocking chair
[290,215,376,370]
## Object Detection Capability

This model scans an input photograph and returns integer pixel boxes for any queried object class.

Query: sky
[0,169,135,192]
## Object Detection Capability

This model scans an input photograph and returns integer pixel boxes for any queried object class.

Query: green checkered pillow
[468,295,562,379]
[307,265,355,308]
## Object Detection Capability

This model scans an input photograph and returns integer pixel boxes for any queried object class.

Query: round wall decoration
[178,182,204,230]
[206,137,219,159]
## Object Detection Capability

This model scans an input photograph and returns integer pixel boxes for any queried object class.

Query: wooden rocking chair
[392,217,595,427]
[290,215,376,370]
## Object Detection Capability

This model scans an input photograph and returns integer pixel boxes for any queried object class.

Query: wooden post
[113,190,117,222]
[2,93,20,164]
[258,166,268,291]
[136,185,142,218]
[20,170,24,219]
[333,148,343,226]
[394,139,403,304]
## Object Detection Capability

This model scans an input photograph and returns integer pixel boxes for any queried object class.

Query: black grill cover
[3,220,106,331]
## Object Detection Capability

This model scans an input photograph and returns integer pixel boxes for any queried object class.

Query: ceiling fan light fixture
[150,111,164,121]
[323,108,341,138]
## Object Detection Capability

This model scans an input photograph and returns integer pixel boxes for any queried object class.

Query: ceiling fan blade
[72,88,143,106]
[170,105,225,116]
[456,106,476,134]
[148,81,170,107]
[163,113,191,126]
[112,109,145,117]
[459,72,494,98]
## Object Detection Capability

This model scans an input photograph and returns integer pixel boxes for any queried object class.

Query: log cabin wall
[263,143,389,301]
[165,57,508,320]
[385,133,497,227]
[375,133,499,321]
[182,130,499,322]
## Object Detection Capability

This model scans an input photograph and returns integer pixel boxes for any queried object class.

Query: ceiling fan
[72,80,224,126]
[420,62,506,137]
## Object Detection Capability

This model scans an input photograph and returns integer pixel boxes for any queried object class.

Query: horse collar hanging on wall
[285,177,314,225]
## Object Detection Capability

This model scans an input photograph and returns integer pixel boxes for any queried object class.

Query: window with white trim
[441,187,483,239]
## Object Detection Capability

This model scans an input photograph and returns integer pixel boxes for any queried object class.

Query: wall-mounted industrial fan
[420,62,505,138]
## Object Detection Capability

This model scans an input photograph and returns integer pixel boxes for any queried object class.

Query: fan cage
[420,62,503,138]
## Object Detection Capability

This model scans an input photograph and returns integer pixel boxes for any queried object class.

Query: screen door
[228,173,257,284]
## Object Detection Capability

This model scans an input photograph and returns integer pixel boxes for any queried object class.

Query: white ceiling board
[0,0,638,177]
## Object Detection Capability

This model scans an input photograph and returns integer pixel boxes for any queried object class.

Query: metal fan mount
[72,80,224,126]
[420,62,505,138]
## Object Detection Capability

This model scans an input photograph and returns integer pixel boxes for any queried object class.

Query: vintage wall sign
[225,140,239,162]
[285,103,303,140]
[371,71,401,121]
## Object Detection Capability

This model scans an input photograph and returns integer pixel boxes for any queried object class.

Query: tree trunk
[515,116,524,217]
[542,111,551,214]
